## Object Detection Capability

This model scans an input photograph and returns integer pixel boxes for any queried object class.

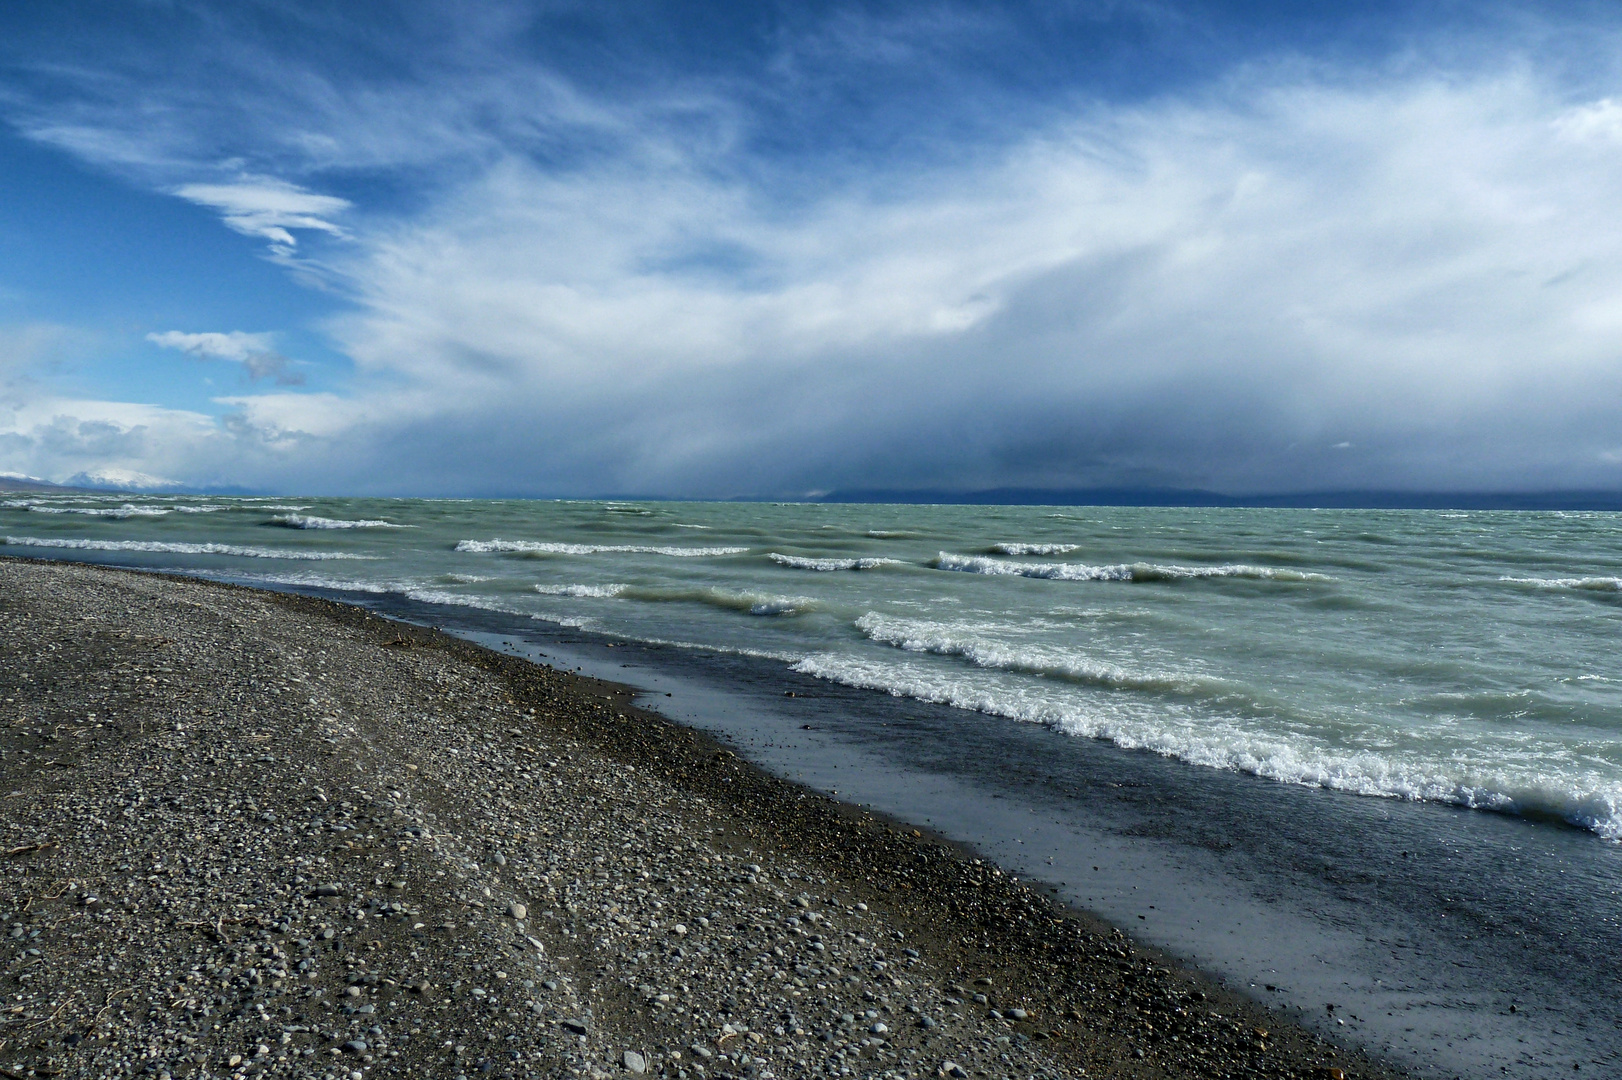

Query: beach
[0,557,1382,1079]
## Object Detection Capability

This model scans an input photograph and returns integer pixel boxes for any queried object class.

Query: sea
[5,494,1621,1078]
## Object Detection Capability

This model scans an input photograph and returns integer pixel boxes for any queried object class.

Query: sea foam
[269,514,408,529]
[989,542,1080,556]
[768,553,904,572]
[455,539,748,557]
[934,553,1333,583]
[2,536,374,560]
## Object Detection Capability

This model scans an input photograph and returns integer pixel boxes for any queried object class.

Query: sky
[3,1,1622,498]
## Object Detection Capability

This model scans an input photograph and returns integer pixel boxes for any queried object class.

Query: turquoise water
[7,494,1622,838]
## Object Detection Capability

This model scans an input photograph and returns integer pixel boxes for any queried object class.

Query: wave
[9,503,172,518]
[172,505,228,513]
[768,552,905,572]
[455,539,748,557]
[534,583,629,598]
[2,536,375,560]
[1501,575,1622,593]
[790,648,1622,839]
[934,553,1333,583]
[855,613,1215,694]
[989,542,1079,556]
[269,514,408,530]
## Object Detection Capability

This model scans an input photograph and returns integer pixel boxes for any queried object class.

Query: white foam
[854,612,1211,694]
[1501,575,1622,592]
[269,514,408,529]
[18,503,171,518]
[768,552,905,572]
[791,647,1622,838]
[534,583,629,598]
[455,539,748,557]
[934,553,1333,583]
[990,542,1080,555]
[172,505,229,513]
[2,536,375,560]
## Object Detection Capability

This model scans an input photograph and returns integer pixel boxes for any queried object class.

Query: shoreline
[0,556,1387,1079]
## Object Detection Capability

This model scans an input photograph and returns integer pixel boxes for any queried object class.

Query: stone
[622,1049,647,1073]
[315,884,343,897]
[561,1018,588,1035]
[506,902,527,920]
[1009,1008,1028,1020]
[942,1062,968,1078]
[341,1039,368,1054]
[869,1022,888,1035]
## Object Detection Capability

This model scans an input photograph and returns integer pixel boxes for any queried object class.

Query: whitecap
[2,536,375,560]
[933,553,1332,583]
[989,542,1080,556]
[768,552,904,572]
[534,583,629,598]
[269,514,409,530]
[455,539,747,557]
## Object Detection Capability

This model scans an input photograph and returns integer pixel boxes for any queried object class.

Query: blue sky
[3,1,1622,496]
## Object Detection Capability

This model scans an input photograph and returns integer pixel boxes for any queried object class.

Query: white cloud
[10,15,1622,495]
[147,330,304,385]
[172,177,349,251]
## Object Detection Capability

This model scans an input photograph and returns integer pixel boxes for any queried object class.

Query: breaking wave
[269,514,408,529]
[989,542,1079,556]
[934,553,1333,583]
[6,503,171,518]
[2,536,375,560]
[455,539,748,557]
[1502,575,1622,594]
[534,583,629,598]
[768,553,905,572]
[792,641,1622,838]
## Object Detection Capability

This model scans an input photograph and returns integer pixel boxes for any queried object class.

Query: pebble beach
[0,558,1390,1080]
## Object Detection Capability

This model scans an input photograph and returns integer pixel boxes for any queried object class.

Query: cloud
[147,330,305,385]
[7,5,1622,495]
[172,177,349,251]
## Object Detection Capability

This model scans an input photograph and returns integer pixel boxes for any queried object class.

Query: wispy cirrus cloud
[171,177,349,252]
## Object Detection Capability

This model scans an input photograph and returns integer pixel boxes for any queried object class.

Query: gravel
[0,557,1396,1080]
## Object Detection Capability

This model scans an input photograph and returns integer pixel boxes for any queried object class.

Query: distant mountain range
[0,469,181,495]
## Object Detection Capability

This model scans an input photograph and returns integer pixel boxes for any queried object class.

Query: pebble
[0,560,1381,1080]
[622,1048,647,1073]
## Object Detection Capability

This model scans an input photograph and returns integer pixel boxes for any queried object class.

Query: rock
[869,1022,888,1034]
[688,1044,713,1059]
[492,852,507,866]
[506,902,527,920]
[561,1018,588,1035]
[671,923,687,936]
[341,1039,368,1054]
[1009,1007,1028,1020]
[942,1062,968,1078]
[622,1049,647,1073]
[315,884,343,897]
